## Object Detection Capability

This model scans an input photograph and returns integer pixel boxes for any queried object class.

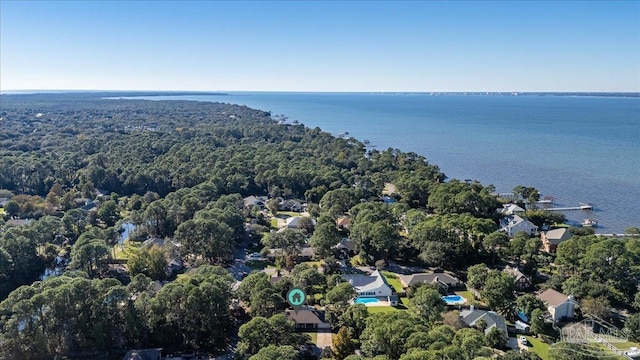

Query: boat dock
[545,203,594,211]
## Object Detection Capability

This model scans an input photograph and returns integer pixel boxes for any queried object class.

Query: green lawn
[113,241,140,260]
[455,290,486,306]
[270,218,278,228]
[526,336,550,360]
[610,340,640,351]
[0,208,5,215]
[366,306,399,314]
[381,271,405,294]
[279,211,303,217]
[399,296,412,309]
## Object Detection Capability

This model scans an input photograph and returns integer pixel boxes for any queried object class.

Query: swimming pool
[442,295,465,304]
[354,297,380,304]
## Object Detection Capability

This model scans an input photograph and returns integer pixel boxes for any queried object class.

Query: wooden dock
[545,203,594,211]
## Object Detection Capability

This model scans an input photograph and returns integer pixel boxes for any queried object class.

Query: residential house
[398,272,462,291]
[334,238,357,258]
[503,265,532,290]
[5,219,33,227]
[536,288,576,322]
[95,189,110,200]
[499,203,526,216]
[285,216,315,229]
[80,199,99,212]
[284,309,330,330]
[243,195,268,210]
[540,228,572,253]
[279,199,304,212]
[460,307,509,341]
[267,245,316,262]
[499,215,538,237]
[336,215,351,230]
[341,270,398,306]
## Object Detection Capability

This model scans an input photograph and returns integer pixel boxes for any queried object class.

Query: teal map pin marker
[287,287,306,313]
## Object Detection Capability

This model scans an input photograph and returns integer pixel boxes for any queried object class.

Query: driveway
[316,330,333,350]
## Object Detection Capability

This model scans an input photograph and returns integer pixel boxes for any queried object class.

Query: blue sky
[1,1,638,92]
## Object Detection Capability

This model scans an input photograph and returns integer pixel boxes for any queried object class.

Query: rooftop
[537,288,571,308]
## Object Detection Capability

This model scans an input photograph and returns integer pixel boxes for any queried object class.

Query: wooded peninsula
[0,93,639,360]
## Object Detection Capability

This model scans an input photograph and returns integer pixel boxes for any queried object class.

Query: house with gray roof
[541,228,572,253]
[499,203,526,216]
[341,270,397,306]
[266,245,316,262]
[279,199,304,212]
[334,238,356,257]
[243,195,268,209]
[499,214,538,237]
[5,218,33,227]
[284,308,330,330]
[398,272,462,290]
[460,307,508,341]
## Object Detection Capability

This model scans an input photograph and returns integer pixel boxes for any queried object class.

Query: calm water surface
[125,93,640,233]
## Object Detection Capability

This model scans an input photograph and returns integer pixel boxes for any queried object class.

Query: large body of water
[127,93,639,234]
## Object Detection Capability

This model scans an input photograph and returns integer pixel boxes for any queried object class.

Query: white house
[499,203,526,216]
[342,270,397,306]
[284,216,316,229]
[536,288,576,322]
[499,214,538,237]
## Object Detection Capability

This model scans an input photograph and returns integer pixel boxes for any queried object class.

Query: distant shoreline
[1,90,638,98]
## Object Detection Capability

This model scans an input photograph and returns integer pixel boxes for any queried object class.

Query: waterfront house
[460,307,509,341]
[499,215,538,237]
[503,265,532,290]
[398,272,462,291]
[536,288,576,322]
[540,228,572,253]
[341,270,397,305]
[284,309,330,330]
[499,203,526,216]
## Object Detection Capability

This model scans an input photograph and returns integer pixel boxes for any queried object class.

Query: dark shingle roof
[399,273,461,288]
[284,309,327,324]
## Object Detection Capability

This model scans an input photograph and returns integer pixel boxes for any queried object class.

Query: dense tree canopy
[2,93,638,360]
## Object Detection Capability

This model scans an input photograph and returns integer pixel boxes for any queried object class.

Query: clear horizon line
[2,89,639,94]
